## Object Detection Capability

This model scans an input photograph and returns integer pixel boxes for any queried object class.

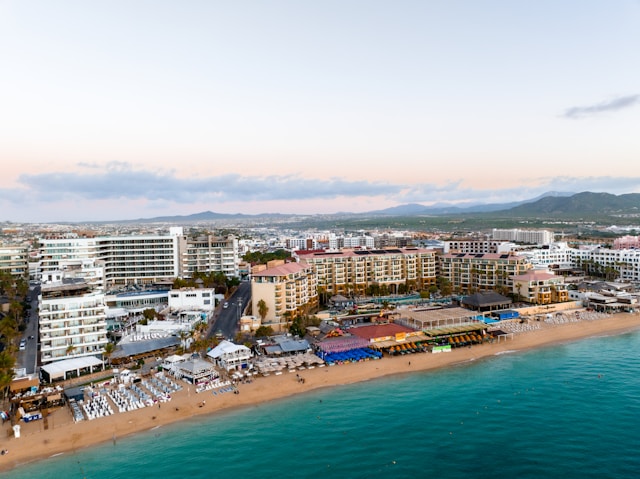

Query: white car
[19,340,26,351]
[223,302,229,309]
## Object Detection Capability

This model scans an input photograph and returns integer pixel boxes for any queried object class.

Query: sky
[1,0,640,223]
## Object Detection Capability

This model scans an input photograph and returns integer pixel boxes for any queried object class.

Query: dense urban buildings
[6,222,640,371]
[38,228,239,288]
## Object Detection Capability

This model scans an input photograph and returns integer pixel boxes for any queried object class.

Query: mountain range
[118,191,640,223]
[367,191,574,215]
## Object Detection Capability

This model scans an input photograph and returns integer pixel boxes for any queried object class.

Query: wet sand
[2,311,640,472]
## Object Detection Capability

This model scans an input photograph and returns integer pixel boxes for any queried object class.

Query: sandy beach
[2,311,640,473]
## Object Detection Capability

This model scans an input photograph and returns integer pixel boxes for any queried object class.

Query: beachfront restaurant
[349,322,430,356]
[460,292,512,312]
[422,323,488,349]
[315,335,381,364]
[110,336,181,365]
[172,358,219,385]
[207,340,252,371]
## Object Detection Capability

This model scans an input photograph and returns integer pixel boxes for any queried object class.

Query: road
[16,284,40,376]
[207,281,252,341]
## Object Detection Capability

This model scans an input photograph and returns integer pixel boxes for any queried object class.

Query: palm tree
[515,282,524,302]
[0,351,15,400]
[103,342,115,367]
[257,299,269,322]
[178,330,191,350]
[66,344,76,357]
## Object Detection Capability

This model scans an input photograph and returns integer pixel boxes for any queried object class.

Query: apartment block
[251,261,318,327]
[572,247,640,282]
[296,247,437,296]
[443,239,514,254]
[38,229,241,288]
[613,235,640,250]
[179,234,239,278]
[0,244,29,277]
[511,270,569,304]
[39,279,108,364]
[521,242,576,270]
[439,252,532,294]
[492,229,555,245]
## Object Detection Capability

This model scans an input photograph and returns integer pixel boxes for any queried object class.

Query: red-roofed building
[251,261,318,331]
[511,270,569,304]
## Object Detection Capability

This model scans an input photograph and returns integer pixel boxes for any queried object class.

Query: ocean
[7,329,640,479]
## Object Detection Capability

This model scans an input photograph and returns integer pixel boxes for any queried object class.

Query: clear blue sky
[1,0,639,222]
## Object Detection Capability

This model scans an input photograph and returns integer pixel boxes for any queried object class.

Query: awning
[423,323,487,337]
[41,356,103,380]
[10,377,39,392]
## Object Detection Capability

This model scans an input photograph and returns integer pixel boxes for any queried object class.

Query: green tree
[0,351,16,399]
[289,315,305,337]
[242,249,290,265]
[436,276,452,296]
[255,325,274,338]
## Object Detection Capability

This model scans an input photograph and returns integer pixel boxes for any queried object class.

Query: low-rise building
[207,340,252,371]
[511,270,570,304]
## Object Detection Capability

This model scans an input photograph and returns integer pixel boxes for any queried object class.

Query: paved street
[16,284,40,375]
[207,281,251,340]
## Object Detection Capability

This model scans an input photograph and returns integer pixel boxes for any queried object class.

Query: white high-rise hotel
[39,262,109,364]
[38,228,240,287]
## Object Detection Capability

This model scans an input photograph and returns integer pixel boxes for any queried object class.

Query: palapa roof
[461,292,511,308]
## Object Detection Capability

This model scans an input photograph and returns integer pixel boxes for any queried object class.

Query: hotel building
[39,271,108,365]
[179,234,239,278]
[510,270,570,304]
[439,252,532,294]
[251,261,318,328]
[492,228,555,245]
[0,243,29,277]
[296,247,437,297]
[38,228,240,288]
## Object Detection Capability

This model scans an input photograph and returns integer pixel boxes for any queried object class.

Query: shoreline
[2,311,640,473]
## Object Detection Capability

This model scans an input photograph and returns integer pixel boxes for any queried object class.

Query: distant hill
[499,192,640,216]
[117,211,250,223]
[369,191,574,215]
[98,191,640,225]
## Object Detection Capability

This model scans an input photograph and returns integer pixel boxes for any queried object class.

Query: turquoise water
[7,330,640,479]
